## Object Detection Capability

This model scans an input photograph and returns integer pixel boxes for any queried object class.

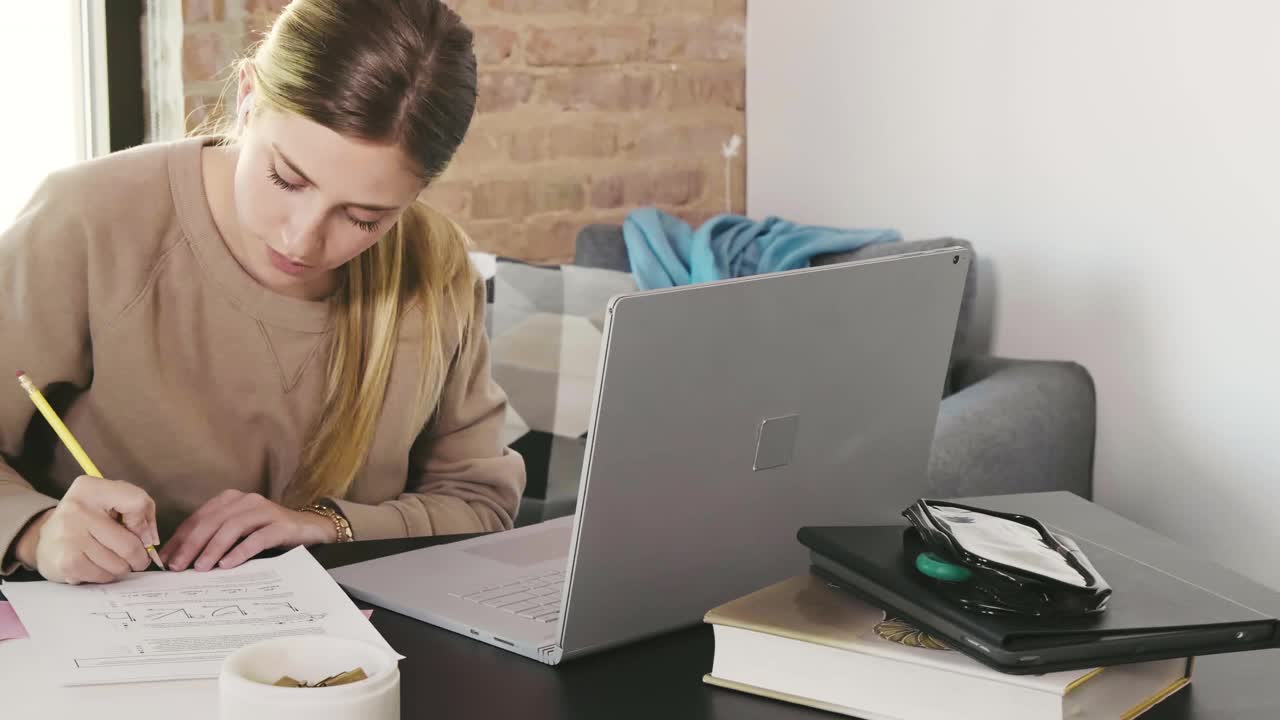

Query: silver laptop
[330,247,971,665]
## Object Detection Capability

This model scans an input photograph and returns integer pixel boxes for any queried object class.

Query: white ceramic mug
[218,635,400,720]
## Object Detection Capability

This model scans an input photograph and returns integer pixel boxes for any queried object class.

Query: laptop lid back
[558,248,971,656]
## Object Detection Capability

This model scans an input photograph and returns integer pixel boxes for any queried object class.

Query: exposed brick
[730,160,746,214]
[713,0,747,15]
[539,69,656,111]
[183,29,234,83]
[184,95,225,133]
[621,169,657,206]
[605,167,705,207]
[589,175,625,209]
[453,130,507,168]
[676,208,721,229]
[421,181,473,217]
[650,17,745,62]
[435,164,465,184]
[626,122,740,159]
[525,25,649,66]
[244,0,292,12]
[549,123,617,159]
[183,0,225,23]
[474,26,518,65]
[175,0,746,266]
[477,71,535,113]
[472,179,531,219]
[244,11,277,42]
[530,180,586,214]
[524,216,583,261]
[590,209,634,228]
[651,167,705,206]
[463,220,529,257]
[489,0,590,12]
[593,0,714,14]
[656,65,744,110]
[508,127,548,163]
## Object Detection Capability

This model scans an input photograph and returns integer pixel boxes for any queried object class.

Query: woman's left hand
[160,490,337,571]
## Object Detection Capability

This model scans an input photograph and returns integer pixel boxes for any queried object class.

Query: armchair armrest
[927,356,1096,501]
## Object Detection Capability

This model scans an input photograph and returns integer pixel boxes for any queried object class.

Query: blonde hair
[195,0,481,507]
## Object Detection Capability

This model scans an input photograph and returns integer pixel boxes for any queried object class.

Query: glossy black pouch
[902,499,1112,618]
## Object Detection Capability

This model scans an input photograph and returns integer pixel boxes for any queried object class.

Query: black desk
[4,537,1277,718]
[306,536,1280,720]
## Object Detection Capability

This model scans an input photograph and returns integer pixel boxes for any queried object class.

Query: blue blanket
[621,208,901,290]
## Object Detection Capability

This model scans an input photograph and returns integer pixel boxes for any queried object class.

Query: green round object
[915,552,973,583]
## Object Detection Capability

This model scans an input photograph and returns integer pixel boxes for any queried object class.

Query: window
[0,2,109,223]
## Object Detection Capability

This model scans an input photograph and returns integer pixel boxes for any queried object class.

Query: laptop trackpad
[462,525,571,567]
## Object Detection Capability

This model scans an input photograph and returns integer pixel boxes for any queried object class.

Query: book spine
[706,624,1059,720]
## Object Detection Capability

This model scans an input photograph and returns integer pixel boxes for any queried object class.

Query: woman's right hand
[16,475,160,584]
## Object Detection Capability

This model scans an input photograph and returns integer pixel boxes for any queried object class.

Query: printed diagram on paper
[93,570,326,630]
[1,547,396,686]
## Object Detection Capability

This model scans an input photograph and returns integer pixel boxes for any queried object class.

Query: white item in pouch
[930,505,1089,587]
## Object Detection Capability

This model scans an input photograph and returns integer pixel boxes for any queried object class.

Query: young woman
[0,0,524,584]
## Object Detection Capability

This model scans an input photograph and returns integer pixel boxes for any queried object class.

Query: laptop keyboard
[450,569,564,623]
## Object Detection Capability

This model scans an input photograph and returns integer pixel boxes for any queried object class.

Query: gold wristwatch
[302,499,354,543]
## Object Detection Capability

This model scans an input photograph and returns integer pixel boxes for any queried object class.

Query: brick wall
[180,0,747,263]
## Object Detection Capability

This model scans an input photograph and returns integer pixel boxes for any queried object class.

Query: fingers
[79,537,132,582]
[42,550,114,585]
[158,492,300,573]
[68,475,160,547]
[192,509,274,572]
[157,526,186,568]
[109,488,160,548]
[66,552,116,585]
[88,515,151,573]
[163,490,248,570]
[218,524,288,570]
[34,499,129,584]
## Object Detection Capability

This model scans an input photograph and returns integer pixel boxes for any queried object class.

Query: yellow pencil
[15,371,165,570]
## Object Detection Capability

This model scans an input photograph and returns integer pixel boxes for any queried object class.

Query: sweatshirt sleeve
[0,175,95,574]
[332,279,526,539]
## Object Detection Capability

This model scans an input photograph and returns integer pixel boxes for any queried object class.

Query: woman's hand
[16,475,159,585]
[160,490,337,572]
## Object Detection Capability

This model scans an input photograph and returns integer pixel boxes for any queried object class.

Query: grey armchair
[572,225,1096,502]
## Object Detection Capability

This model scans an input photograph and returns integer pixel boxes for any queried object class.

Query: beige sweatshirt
[0,137,525,574]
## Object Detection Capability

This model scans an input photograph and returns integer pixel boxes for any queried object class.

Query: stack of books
[703,574,1191,720]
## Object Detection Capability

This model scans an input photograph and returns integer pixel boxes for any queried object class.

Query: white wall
[748,0,1280,588]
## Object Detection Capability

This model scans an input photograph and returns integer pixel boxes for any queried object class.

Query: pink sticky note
[361,608,373,620]
[0,601,29,641]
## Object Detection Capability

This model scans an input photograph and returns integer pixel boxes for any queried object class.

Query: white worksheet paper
[1,546,399,686]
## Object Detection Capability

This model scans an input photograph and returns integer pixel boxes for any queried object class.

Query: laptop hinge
[537,644,563,665]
